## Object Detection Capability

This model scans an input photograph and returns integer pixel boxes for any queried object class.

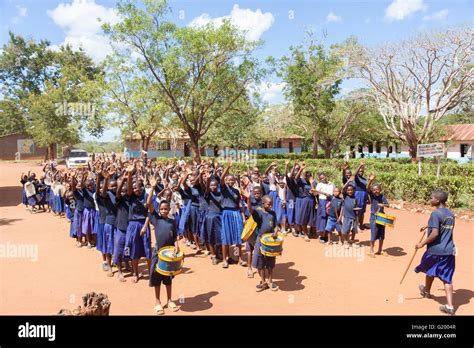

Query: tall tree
[103,54,170,152]
[275,38,364,158]
[339,27,474,159]
[0,34,104,158]
[103,0,263,163]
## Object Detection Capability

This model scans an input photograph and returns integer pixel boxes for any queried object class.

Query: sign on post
[416,143,445,157]
[416,143,445,177]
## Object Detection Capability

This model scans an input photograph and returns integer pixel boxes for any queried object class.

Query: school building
[349,124,473,163]
[0,133,53,161]
[123,128,303,158]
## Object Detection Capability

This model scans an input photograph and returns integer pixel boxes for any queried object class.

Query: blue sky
[1,0,473,141]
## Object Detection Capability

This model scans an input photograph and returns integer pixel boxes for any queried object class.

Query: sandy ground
[0,162,472,315]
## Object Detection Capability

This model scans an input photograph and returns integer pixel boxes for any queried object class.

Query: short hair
[159,200,170,208]
[253,186,262,192]
[262,195,272,204]
[432,190,448,204]
[372,182,382,190]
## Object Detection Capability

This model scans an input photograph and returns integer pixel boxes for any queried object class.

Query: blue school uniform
[221,185,243,245]
[64,196,75,238]
[149,213,177,287]
[341,195,358,235]
[81,189,97,236]
[177,187,193,235]
[285,177,298,225]
[125,192,151,259]
[325,195,343,233]
[73,190,84,237]
[20,178,28,206]
[151,184,165,213]
[113,196,130,264]
[94,192,107,253]
[369,192,389,241]
[189,185,206,237]
[354,175,368,217]
[415,208,456,284]
[295,178,315,226]
[202,191,223,245]
[251,208,277,270]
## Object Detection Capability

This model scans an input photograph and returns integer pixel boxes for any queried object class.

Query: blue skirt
[221,209,243,245]
[189,205,204,236]
[43,187,50,204]
[286,199,296,225]
[355,190,368,216]
[178,201,191,235]
[315,199,328,231]
[125,220,151,259]
[49,190,55,209]
[82,207,97,236]
[415,251,455,284]
[201,212,222,245]
[27,195,37,206]
[295,197,315,226]
[273,196,286,225]
[22,189,28,206]
[95,221,105,252]
[103,223,115,255]
[113,228,129,264]
[54,195,64,213]
[73,209,83,237]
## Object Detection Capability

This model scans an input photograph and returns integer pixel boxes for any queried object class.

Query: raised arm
[126,164,134,197]
[220,159,232,188]
[265,161,277,176]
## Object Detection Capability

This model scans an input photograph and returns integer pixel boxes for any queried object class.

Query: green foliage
[103,0,265,162]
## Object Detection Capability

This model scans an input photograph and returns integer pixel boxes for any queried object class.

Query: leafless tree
[340,26,473,158]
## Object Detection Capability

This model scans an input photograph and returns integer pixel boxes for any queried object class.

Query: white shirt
[315,182,334,200]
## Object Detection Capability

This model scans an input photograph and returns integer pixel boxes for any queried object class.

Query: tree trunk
[323,146,331,159]
[47,143,55,160]
[140,136,150,152]
[312,131,318,159]
[190,137,201,164]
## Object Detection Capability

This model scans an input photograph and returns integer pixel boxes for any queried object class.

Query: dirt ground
[0,162,472,315]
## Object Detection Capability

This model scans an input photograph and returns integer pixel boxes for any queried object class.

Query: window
[156,140,171,151]
[368,143,374,153]
[388,145,393,153]
[358,145,363,153]
[275,140,282,148]
[460,143,469,158]
[260,141,268,149]
[395,143,401,153]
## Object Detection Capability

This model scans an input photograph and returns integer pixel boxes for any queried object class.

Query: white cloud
[16,5,27,17]
[258,82,286,103]
[189,4,274,42]
[385,0,426,21]
[422,9,449,21]
[326,12,342,23]
[47,0,121,63]
[11,4,28,24]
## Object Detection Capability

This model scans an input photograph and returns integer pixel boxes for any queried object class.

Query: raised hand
[126,164,134,173]
[369,173,376,181]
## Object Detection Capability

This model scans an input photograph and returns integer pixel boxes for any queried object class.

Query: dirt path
[1,162,472,315]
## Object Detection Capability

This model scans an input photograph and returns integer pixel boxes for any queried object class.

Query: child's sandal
[167,301,179,312]
[153,305,164,315]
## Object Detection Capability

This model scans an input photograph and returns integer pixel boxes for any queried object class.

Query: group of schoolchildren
[20,155,457,315]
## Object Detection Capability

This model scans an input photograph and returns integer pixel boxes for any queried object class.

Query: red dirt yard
[1,162,472,315]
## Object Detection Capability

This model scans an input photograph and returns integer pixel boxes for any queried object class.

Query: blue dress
[220,185,243,245]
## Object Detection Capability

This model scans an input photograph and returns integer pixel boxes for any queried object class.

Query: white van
[66,149,90,168]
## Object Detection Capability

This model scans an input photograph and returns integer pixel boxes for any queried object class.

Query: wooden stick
[400,226,427,285]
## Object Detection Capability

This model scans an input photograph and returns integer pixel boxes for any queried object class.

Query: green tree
[103,0,264,163]
[0,34,104,158]
[275,37,364,158]
[103,54,170,152]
